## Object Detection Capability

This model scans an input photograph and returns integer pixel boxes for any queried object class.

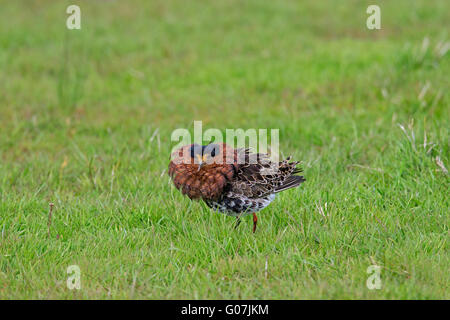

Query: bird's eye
[204,144,219,157]
[190,144,201,158]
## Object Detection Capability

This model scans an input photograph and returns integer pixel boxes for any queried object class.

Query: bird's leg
[252,213,258,233]
[234,217,241,229]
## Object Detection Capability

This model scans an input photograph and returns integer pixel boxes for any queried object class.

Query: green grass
[0,0,448,299]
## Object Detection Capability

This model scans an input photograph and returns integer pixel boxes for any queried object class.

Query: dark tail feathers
[275,175,305,193]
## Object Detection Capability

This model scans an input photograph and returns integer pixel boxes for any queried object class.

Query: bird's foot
[234,217,241,229]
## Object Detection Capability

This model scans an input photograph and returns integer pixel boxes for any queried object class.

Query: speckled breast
[205,194,276,217]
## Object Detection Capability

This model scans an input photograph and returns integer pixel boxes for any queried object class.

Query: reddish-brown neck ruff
[168,143,238,200]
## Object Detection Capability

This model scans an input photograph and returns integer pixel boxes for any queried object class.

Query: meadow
[0,0,448,299]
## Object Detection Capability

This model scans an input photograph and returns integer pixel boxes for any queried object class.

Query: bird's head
[189,143,220,171]
[168,143,237,199]
[170,143,236,170]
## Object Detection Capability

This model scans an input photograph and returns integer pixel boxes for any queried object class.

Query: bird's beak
[196,154,208,171]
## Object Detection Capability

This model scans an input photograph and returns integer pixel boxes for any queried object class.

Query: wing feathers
[232,151,305,198]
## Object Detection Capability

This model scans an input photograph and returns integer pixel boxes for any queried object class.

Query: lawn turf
[0,0,448,299]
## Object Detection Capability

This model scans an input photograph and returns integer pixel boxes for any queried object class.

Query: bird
[168,143,305,233]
